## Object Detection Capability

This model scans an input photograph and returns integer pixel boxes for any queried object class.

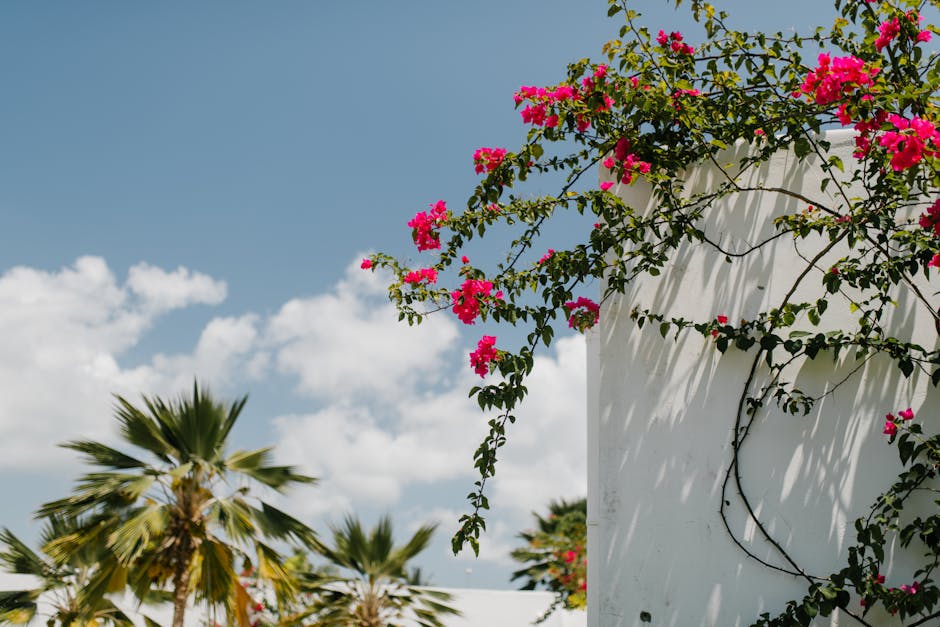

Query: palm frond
[0,590,38,624]
[0,529,48,577]
[225,447,316,491]
[60,440,147,470]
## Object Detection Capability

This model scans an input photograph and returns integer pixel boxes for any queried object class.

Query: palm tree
[0,515,137,626]
[510,497,587,610]
[37,383,318,627]
[310,515,459,627]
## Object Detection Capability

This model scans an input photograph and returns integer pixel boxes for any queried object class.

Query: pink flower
[451,278,497,324]
[473,147,508,174]
[469,335,499,377]
[408,201,448,251]
[461,255,470,264]
[875,17,900,51]
[564,550,577,563]
[565,297,600,331]
[754,128,766,136]
[798,53,878,106]
[879,114,940,171]
[360,258,373,270]
[884,415,898,436]
[600,181,614,191]
[877,574,886,584]
[521,103,548,126]
[538,249,555,264]
[899,407,914,421]
[917,29,932,43]
[403,267,438,285]
[716,315,728,324]
[593,64,608,78]
[931,254,940,269]
[656,30,669,46]
[918,200,940,236]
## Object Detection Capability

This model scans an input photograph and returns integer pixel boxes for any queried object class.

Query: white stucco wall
[588,129,938,626]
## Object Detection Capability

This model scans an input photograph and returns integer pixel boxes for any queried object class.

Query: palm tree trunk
[171,535,194,627]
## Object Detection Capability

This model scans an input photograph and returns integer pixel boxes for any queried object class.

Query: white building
[587,129,937,625]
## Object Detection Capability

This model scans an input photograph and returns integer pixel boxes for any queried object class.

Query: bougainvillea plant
[368,0,940,623]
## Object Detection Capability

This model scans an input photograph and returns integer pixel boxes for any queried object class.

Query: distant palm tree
[310,515,459,627]
[38,383,317,627]
[0,515,137,625]
[510,497,587,600]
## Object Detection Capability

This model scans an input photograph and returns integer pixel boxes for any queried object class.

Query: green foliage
[510,498,587,621]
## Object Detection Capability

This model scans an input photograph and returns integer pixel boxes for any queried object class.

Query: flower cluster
[469,335,499,377]
[656,29,694,55]
[883,406,914,437]
[711,314,729,338]
[516,84,579,128]
[601,137,651,189]
[797,53,879,106]
[473,147,507,174]
[514,70,612,131]
[565,297,600,331]
[538,249,555,265]
[875,11,931,51]
[878,114,940,171]
[402,267,438,285]
[918,199,940,235]
[850,110,888,158]
[408,201,448,251]
[452,278,501,324]
[360,258,373,270]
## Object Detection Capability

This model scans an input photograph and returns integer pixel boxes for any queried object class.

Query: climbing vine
[370,0,940,623]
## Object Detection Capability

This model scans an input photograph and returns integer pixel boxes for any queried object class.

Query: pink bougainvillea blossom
[899,407,914,421]
[930,254,940,269]
[711,315,728,338]
[360,258,373,270]
[878,114,940,171]
[875,16,901,51]
[402,267,438,285]
[565,297,600,331]
[451,278,500,324]
[875,11,932,51]
[538,249,555,265]
[605,137,651,184]
[884,414,898,436]
[461,255,470,264]
[473,147,508,174]
[657,30,694,55]
[600,181,615,191]
[408,201,448,251]
[798,53,879,106]
[469,335,499,377]
[918,201,940,235]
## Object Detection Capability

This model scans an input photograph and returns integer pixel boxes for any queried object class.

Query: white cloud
[0,256,232,469]
[127,262,227,313]
[266,258,460,402]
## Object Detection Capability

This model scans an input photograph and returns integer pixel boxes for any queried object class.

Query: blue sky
[0,0,835,591]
